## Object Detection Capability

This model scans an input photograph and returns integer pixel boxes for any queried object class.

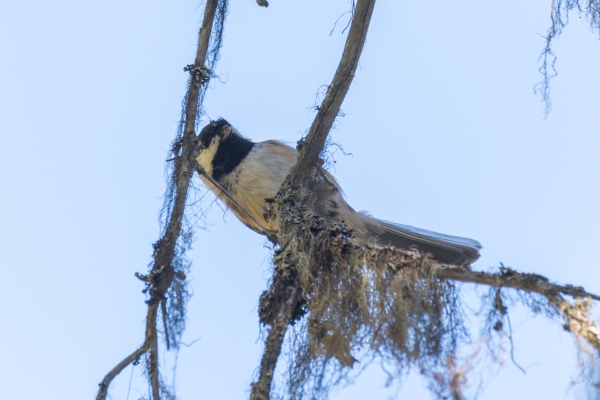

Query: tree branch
[95,1,221,399]
[149,323,160,400]
[433,266,600,354]
[96,302,158,400]
[287,0,376,184]
[250,1,377,399]
[251,287,298,400]
[434,266,600,302]
[249,2,600,396]
[150,0,220,298]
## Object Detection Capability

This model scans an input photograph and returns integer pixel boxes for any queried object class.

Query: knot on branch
[137,239,187,305]
[135,264,178,304]
[499,265,516,276]
[183,64,211,87]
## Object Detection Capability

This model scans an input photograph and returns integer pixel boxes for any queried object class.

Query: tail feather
[373,219,481,265]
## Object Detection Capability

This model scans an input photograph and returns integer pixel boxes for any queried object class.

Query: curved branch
[433,266,600,354]
[250,1,377,399]
[96,302,159,400]
[95,2,221,399]
[96,343,150,400]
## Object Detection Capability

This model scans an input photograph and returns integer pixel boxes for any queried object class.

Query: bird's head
[197,118,255,180]
[198,118,233,152]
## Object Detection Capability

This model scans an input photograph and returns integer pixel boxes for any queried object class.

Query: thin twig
[126,360,135,400]
[97,343,151,399]
[179,337,202,347]
[97,302,158,400]
[505,312,526,374]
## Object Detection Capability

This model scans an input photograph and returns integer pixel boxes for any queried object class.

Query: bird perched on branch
[196,118,481,265]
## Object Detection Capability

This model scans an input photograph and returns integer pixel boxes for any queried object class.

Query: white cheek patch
[197,136,219,175]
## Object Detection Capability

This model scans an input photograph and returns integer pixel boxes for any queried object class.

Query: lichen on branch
[263,182,600,399]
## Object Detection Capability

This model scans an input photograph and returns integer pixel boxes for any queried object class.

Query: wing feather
[374,219,481,265]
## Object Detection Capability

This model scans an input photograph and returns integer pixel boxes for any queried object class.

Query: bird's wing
[373,219,482,265]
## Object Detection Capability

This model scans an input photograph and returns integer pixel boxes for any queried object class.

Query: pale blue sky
[1,0,600,399]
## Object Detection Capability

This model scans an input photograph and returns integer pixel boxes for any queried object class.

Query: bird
[196,118,481,265]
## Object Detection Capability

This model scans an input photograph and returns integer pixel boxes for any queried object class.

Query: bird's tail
[367,218,482,265]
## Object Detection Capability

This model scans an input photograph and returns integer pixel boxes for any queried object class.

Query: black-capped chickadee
[197,118,481,265]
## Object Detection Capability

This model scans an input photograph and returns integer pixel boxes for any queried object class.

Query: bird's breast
[221,142,295,229]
